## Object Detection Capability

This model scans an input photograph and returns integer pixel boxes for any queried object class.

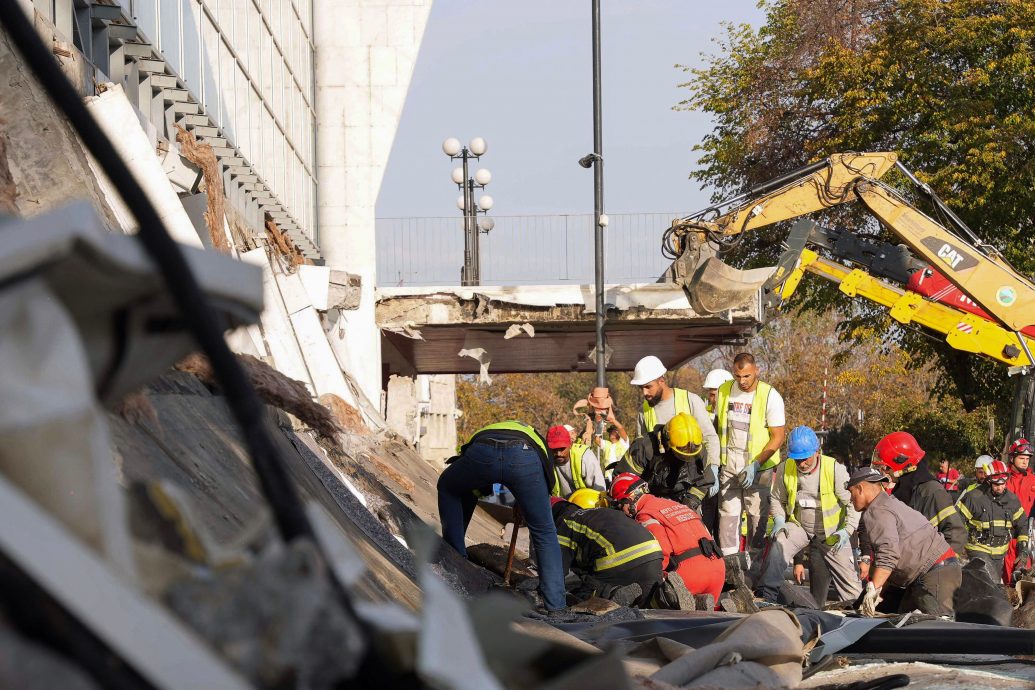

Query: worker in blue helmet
[756,426,862,604]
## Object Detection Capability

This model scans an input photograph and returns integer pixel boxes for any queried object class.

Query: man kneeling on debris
[758,426,862,605]
[550,496,663,606]
[848,467,961,617]
[609,473,725,608]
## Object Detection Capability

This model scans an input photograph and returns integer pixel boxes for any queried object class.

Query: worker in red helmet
[545,425,605,497]
[957,460,1029,584]
[1004,439,1035,583]
[549,496,664,606]
[868,431,967,556]
[609,473,725,608]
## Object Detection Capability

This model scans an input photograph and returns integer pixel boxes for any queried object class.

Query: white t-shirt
[725,385,785,452]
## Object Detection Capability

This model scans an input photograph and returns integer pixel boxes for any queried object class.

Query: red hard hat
[872,431,925,477]
[609,473,647,502]
[986,460,1010,480]
[1009,438,1033,457]
[546,425,572,449]
[549,496,567,507]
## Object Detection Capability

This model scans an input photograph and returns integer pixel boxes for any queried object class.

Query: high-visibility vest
[715,380,780,469]
[642,388,693,432]
[554,442,589,496]
[464,420,549,457]
[782,455,845,543]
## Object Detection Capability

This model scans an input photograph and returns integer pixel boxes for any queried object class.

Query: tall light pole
[443,137,494,286]
[578,0,606,389]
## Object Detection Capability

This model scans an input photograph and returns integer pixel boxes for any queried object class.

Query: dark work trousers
[593,555,664,606]
[437,439,566,611]
[882,561,962,616]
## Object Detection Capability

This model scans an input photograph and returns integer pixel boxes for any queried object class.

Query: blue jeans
[437,439,566,611]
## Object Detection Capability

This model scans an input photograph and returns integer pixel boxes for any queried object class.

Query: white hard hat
[563,424,575,433]
[703,368,734,390]
[975,454,996,469]
[630,355,667,386]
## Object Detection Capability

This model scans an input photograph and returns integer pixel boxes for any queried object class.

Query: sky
[376,1,766,219]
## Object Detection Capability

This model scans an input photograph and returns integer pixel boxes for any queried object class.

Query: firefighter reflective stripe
[930,504,959,528]
[595,540,663,570]
[642,388,692,432]
[640,518,661,528]
[966,542,1011,556]
[557,535,577,551]
[553,443,588,495]
[562,519,662,570]
[782,455,843,540]
[956,484,977,504]
[715,380,781,470]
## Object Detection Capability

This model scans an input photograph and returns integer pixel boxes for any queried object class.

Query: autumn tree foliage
[677,0,1035,413]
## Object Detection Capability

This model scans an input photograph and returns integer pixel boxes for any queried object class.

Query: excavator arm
[671,152,1035,336]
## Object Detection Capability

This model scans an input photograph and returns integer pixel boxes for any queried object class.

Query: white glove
[857,581,882,617]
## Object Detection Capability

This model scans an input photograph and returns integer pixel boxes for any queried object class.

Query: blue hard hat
[787,426,820,460]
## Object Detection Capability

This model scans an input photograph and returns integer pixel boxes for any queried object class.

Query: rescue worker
[551,497,663,606]
[1004,439,1035,583]
[847,467,961,617]
[609,473,726,606]
[870,431,967,556]
[937,458,961,501]
[758,426,862,604]
[702,368,734,422]
[546,425,605,495]
[714,352,786,555]
[957,460,1029,585]
[957,454,995,503]
[597,413,630,481]
[630,354,720,469]
[437,421,566,611]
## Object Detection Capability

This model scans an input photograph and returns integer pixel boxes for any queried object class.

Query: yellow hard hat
[568,488,607,509]
[664,412,703,459]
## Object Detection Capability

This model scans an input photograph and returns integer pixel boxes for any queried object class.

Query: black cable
[0,0,312,550]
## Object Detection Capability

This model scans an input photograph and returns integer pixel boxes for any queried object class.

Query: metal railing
[376,212,687,286]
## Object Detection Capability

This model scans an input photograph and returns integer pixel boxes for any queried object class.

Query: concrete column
[312,0,434,404]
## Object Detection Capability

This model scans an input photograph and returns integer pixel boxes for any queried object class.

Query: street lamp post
[443,137,494,286]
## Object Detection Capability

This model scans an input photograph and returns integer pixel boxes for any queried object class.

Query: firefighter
[957,454,995,503]
[550,497,664,606]
[758,426,862,604]
[546,425,605,496]
[848,467,962,617]
[957,460,1030,585]
[609,473,726,607]
[869,431,967,556]
[1004,439,1035,583]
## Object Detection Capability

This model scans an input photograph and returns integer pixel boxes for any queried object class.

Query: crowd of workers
[436,352,1035,617]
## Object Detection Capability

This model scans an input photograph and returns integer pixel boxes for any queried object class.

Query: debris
[115,390,159,428]
[504,322,535,339]
[175,126,230,252]
[164,539,365,689]
[177,352,344,442]
[318,393,368,434]
[458,347,492,384]
[571,596,623,616]
[1013,579,1035,629]
[0,127,17,213]
[265,216,309,266]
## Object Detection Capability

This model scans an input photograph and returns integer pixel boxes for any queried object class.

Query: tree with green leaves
[677,0,1035,414]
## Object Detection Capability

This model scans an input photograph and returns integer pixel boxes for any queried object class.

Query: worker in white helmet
[629,355,720,502]
[702,369,734,423]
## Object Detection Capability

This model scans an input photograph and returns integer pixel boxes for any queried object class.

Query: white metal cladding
[31,0,318,251]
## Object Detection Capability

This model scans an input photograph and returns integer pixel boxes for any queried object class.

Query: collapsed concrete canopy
[377,283,762,376]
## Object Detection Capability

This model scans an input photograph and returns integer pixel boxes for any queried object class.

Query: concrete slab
[377,283,761,375]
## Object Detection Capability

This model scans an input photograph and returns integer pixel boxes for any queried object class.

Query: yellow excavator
[663,152,1035,440]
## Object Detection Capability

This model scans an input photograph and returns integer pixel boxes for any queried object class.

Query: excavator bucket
[686,257,778,315]
[684,220,815,315]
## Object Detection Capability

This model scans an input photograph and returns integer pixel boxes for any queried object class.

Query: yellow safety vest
[553,442,588,497]
[715,380,780,469]
[641,388,693,432]
[465,420,549,457]
[782,455,845,543]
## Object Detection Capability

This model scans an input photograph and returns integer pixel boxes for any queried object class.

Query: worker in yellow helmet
[627,412,718,513]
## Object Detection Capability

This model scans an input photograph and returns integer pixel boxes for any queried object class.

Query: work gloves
[830,528,851,554]
[856,581,883,617]
[768,515,788,540]
[703,464,720,498]
[737,461,759,489]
